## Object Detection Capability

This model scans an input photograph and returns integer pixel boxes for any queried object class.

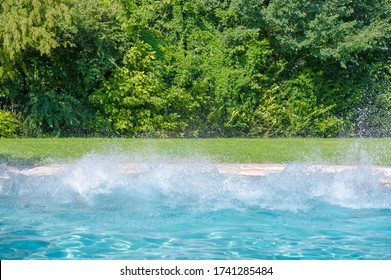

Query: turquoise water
[1,155,391,259]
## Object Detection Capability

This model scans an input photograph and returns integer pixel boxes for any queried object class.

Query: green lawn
[0,138,391,165]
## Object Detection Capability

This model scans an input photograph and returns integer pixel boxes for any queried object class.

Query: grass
[0,138,391,166]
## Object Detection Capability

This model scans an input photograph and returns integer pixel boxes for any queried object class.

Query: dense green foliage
[0,110,18,137]
[1,0,390,137]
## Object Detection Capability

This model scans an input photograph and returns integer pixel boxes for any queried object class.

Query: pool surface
[1,155,391,259]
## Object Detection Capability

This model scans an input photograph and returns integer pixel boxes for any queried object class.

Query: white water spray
[1,153,391,211]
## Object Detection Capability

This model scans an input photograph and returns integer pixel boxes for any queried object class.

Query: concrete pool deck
[3,162,391,185]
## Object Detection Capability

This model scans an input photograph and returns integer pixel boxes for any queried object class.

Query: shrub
[253,69,344,137]
[0,110,18,137]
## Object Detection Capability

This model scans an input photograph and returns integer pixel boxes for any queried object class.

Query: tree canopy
[1,0,390,137]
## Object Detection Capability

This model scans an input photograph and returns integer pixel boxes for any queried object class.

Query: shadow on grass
[0,154,44,167]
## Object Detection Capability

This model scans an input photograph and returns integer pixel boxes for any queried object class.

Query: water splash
[1,154,390,212]
[1,154,391,260]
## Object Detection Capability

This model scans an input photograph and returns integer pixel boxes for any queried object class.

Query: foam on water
[1,154,391,259]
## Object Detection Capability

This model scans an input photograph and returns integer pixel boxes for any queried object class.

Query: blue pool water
[1,155,391,259]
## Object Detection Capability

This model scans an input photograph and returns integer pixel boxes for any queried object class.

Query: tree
[263,0,390,66]
[0,0,129,136]
[90,41,178,136]
[0,0,72,77]
[1,0,389,137]
[262,0,391,136]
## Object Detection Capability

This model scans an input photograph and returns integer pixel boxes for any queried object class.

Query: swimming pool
[1,155,391,259]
